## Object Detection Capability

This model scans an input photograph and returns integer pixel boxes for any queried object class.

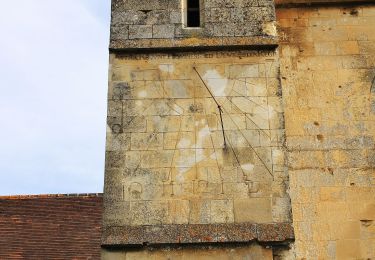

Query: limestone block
[103,201,131,226]
[196,166,221,183]
[336,239,361,259]
[112,82,132,100]
[331,221,361,240]
[229,64,259,78]
[210,200,234,223]
[106,133,131,151]
[189,200,211,224]
[129,201,150,225]
[147,116,183,132]
[123,116,147,132]
[102,244,274,260]
[234,198,272,223]
[169,10,181,24]
[242,130,261,147]
[164,80,194,98]
[130,132,163,150]
[119,0,169,11]
[167,200,190,224]
[144,10,170,25]
[272,197,292,222]
[206,8,231,23]
[336,41,360,55]
[111,25,129,40]
[148,201,169,225]
[140,150,174,168]
[222,182,250,199]
[124,151,141,169]
[319,187,344,202]
[105,151,127,169]
[153,24,175,38]
[132,81,164,99]
[129,25,153,39]
[164,131,196,149]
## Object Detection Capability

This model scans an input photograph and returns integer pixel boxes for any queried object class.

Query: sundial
[105,50,287,226]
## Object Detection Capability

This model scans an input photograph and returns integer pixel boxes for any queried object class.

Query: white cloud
[0,0,111,195]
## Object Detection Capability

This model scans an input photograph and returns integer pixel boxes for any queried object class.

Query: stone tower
[102,0,294,258]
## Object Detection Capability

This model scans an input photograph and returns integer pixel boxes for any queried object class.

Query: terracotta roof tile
[0,193,103,259]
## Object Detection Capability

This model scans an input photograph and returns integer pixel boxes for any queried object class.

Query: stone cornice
[102,223,294,247]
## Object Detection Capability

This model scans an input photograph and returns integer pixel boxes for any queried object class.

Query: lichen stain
[203,69,228,96]
[241,163,255,172]
[262,21,277,37]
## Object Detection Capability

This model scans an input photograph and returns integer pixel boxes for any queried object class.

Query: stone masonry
[278,2,375,259]
[103,0,294,258]
[102,0,375,259]
[110,0,278,49]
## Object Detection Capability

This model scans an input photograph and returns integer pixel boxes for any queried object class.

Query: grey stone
[122,0,169,11]
[257,0,274,7]
[101,223,294,246]
[153,24,175,38]
[110,0,276,49]
[206,8,231,23]
[110,25,128,40]
[369,149,375,167]
[129,25,153,39]
[213,22,235,37]
[144,10,170,25]
[170,10,182,24]
[168,0,180,9]
[112,82,132,100]
[242,0,258,7]
[122,116,147,132]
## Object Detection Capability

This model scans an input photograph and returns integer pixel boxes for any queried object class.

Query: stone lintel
[101,223,294,247]
[109,36,278,52]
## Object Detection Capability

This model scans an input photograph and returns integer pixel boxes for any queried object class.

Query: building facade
[0,1,373,259]
[102,0,375,259]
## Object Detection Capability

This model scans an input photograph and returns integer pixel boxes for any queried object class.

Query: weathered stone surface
[101,223,294,246]
[103,51,290,236]
[257,223,294,242]
[109,0,277,49]
[129,25,152,39]
[278,3,375,259]
[102,243,274,260]
[152,24,175,39]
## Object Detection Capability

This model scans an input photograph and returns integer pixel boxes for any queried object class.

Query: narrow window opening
[186,0,200,27]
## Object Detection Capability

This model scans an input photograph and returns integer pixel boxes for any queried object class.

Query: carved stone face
[104,50,289,227]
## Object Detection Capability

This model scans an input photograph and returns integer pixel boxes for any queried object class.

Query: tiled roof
[0,193,103,259]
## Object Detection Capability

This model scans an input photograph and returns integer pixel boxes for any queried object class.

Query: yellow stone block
[233,198,272,223]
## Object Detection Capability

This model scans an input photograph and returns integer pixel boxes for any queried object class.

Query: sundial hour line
[193,66,227,148]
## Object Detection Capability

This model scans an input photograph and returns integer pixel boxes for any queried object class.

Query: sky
[0,0,111,195]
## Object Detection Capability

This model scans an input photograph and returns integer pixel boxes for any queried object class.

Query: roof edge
[0,193,103,200]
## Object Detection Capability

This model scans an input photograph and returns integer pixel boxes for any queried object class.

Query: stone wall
[103,0,375,259]
[278,3,375,259]
[102,50,293,248]
[102,244,274,260]
[110,0,277,49]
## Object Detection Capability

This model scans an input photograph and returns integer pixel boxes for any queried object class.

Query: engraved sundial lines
[194,68,274,178]
[111,56,283,206]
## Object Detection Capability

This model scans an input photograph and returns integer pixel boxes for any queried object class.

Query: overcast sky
[0,0,111,195]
